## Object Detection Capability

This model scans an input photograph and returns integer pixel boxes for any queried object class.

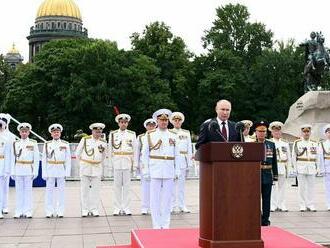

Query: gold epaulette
[169,128,178,134]
[138,133,146,138]
[169,129,177,134]
[127,130,136,134]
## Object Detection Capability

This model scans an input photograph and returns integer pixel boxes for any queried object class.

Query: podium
[196,142,265,248]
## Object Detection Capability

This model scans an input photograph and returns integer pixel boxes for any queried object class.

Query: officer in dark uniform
[255,121,278,226]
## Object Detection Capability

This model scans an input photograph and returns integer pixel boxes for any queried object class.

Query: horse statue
[300,32,330,91]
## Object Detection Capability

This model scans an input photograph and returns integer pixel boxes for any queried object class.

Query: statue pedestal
[282,91,330,141]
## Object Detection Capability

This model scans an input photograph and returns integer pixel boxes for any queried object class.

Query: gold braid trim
[45,142,55,159]
[147,132,162,151]
[111,132,122,149]
[84,137,94,157]
[276,148,280,160]
[13,141,22,159]
[138,135,144,152]
[294,141,307,157]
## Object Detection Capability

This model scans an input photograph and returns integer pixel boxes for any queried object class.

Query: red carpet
[100,246,131,248]
[99,227,322,248]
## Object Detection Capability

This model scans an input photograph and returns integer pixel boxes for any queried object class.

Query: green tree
[203,3,273,64]
[0,54,14,108]
[246,40,304,121]
[194,4,304,130]
[131,21,195,128]
[2,39,175,139]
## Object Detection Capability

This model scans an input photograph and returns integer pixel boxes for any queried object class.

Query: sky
[1,0,330,62]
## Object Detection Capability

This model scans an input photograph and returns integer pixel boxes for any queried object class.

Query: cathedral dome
[36,0,82,20]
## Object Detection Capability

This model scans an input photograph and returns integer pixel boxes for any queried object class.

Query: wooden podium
[196,142,265,248]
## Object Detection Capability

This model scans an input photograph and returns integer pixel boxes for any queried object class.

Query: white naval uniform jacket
[109,129,137,171]
[319,140,330,174]
[271,138,293,175]
[11,138,39,177]
[244,135,255,142]
[141,128,180,179]
[136,133,147,173]
[292,138,320,175]
[170,128,192,169]
[0,136,11,176]
[76,136,107,177]
[42,139,71,178]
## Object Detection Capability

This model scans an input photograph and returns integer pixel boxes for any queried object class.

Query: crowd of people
[0,99,330,229]
[0,109,192,229]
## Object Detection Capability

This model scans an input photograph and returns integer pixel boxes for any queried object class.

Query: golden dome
[8,43,19,54]
[36,0,82,20]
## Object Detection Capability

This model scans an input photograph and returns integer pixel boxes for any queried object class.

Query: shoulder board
[310,139,317,143]
[46,140,52,143]
[30,139,37,143]
[148,129,156,134]
[127,130,136,134]
[281,139,288,143]
[110,130,119,134]
[169,130,177,134]
[293,138,301,143]
[61,140,69,144]
[181,129,190,133]
[138,133,146,138]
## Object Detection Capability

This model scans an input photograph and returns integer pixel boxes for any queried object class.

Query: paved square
[0,178,329,247]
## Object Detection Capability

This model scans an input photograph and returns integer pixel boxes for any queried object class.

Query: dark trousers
[261,183,272,225]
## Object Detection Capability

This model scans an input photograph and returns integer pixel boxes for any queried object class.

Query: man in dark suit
[195,100,241,149]
[255,121,278,226]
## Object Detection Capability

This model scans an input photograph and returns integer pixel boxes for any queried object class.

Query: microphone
[208,119,228,142]
[235,122,245,142]
[208,119,219,132]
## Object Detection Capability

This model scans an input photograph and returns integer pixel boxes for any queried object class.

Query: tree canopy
[0,4,318,140]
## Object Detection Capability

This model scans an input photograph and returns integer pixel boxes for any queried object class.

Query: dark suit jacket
[195,118,241,150]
